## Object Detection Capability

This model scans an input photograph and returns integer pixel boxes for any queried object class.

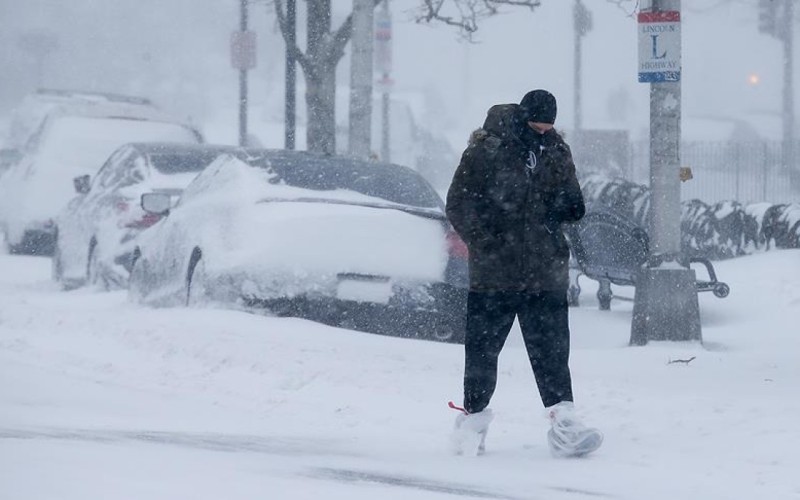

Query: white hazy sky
[386,0,794,142]
[0,0,796,144]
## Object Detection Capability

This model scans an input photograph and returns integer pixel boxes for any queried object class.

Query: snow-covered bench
[566,211,730,310]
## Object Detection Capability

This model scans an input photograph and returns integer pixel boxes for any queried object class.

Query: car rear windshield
[149,150,231,174]
[256,153,442,209]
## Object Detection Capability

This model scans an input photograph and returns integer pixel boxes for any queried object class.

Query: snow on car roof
[131,143,244,175]
[34,88,153,106]
[35,116,202,177]
[245,150,444,209]
[179,153,445,217]
[5,90,202,151]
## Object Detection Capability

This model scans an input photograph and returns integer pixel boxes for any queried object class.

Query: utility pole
[782,0,795,179]
[285,0,297,150]
[239,0,249,147]
[348,0,374,158]
[757,0,796,186]
[631,0,701,346]
[231,0,255,147]
[647,6,681,260]
[375,0,392,163]
[573,0,592,132]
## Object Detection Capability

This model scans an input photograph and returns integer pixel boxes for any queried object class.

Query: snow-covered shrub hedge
[580,174,800,260]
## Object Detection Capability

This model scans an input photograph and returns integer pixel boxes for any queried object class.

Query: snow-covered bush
[580,174,800,260]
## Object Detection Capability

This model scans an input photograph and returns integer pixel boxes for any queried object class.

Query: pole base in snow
[630,267,702,346]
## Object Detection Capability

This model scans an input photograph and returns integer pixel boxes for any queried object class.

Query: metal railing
[628,140,800,204]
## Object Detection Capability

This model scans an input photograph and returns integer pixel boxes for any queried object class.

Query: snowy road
[1,252,799,499]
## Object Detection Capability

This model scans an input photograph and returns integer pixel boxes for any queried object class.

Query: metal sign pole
[231,1,255,146]
[375,0,392,163]
[349,0,375,159]
[782,0,795,180]
[573,0,592,132]
[285,0,297,150]
[631,0,701,346]
[239,0,249,147]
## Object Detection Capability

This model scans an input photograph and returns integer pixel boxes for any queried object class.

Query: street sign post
[631,1,701,346]
[638,11,680,83]
[374,5,392,77]
[230,30,257,71]
[573,0,592,131]
[233,0,253,147]
[375,1,392,162]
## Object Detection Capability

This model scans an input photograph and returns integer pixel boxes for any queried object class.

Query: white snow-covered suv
[0,107,203,255]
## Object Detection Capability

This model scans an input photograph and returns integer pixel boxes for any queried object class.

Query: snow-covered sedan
[129,151,468,342]
[53,143,243,290]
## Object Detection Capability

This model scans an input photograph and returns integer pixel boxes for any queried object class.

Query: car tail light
[115,197,162,229]
[125,213,163,229]
[446,230,469,260]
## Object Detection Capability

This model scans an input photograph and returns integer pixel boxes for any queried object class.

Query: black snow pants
[463,289,574,413]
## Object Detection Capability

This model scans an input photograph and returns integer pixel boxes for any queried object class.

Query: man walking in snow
[445,89,602,457]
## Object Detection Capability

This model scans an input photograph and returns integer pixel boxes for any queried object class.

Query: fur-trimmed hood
[468,104,523,146]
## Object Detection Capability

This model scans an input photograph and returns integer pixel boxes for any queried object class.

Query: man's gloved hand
[541,129,565,149]
[541,131,570,169]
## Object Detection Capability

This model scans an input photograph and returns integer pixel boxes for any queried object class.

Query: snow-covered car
[129,151,469,342]
[53,143,244,290]
[0,89,185,175]
[0,111,204,255]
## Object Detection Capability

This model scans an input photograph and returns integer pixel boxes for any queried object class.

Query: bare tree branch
[272,0,384,75]
[328,11,355,63]
[413,0,542,40]
[605,0,639,18]
[272,0,312,75]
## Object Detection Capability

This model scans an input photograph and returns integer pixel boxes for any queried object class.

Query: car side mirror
[73,174,91,194]
[141,192,171,216]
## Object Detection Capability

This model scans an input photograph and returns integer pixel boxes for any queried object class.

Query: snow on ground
[1,251,799,499]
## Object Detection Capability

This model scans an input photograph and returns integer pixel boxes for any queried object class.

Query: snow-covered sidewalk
[1,252,798,499]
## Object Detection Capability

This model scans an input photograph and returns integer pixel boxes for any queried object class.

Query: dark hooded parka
[446,104,585,292]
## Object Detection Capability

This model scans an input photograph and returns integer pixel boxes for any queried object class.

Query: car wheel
[51,242,64,283]
[86,243,100,287]
[87,241,111,291]
[128,252,146,303]
[186,248,206,307]
[431,312,466,344]
[431,325,455,343]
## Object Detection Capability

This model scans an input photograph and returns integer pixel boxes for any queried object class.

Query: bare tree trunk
[305,62,337,154]
[348,0,374,158]
[284,0,297,149]
[305,0,336,154]
[274,0,355,155]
